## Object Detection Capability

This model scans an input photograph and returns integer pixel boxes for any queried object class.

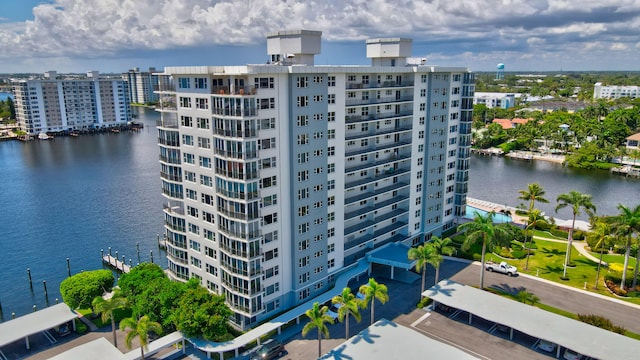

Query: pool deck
[466,197,528,225]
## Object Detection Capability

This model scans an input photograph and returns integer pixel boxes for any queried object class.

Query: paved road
[448,261,640,333]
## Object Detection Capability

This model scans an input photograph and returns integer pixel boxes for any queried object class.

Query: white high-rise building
[124,67,160,104]
[12,71,131,135]
[593,82,640,100]
[156,30,474,329]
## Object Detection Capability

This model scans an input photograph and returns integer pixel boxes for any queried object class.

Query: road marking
[410,311,432,327]
[449,309,462,319]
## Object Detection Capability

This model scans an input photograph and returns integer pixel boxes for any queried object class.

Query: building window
[179,97,191,108]
[299,222,310,234]
[328,76,335,86]
[328,111,335,122]
[297,76,308,88]
[328,179,335,190]
[297,134,309,145]
[327,163,335,173]
[197,118,210,129]
[297,96,308,107]
[195,77,207,89]
[196,98,208,109]
[297,115,309,127]
[178,78,190,88]
[313,95,323,102]
[298,188,309,199]
[328,227,335,237]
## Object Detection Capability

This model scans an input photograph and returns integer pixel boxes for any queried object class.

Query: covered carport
[366,242,416,280]
[0,303,77,359]
[424,279,640,359]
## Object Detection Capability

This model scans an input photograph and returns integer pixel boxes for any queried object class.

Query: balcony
[345,221,408,250]
[215,168,259,181]
[218,226,261,242]
[345,95,414,107]
[346,81,414,90]
[214,148,258,160]
[216,188,259,201]
[344,194,410,221]
[212,107,257,118]
[345,110,413,124]
[344,153,411,174]
[159,155,181,165]
[345,124,412,141]
[344,167,410,190]
[160,171,182,182]
[345,140,411,158]
[213,128,259,139]
[156,118,179,129]
[211,85,256,96]
[345,181,409,205]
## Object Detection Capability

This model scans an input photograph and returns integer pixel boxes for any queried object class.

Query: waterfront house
[626,133,640,150]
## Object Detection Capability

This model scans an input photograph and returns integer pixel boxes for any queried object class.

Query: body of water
[468,155,639,221]
[0,107,165,320]
[0,92,13,101]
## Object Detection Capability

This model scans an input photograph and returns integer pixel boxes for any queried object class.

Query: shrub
[534,221,552,231]
[511,250,527,259]
[573,230,586,240]
[549,226,569,238]
[417,297,432,309]
[510,241,523,251]
[577,314,625,334]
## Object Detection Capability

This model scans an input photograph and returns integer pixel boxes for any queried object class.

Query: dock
[506,151,533,161]
[102,255,131,273]
[471,148,504,156]
[611,165,640,178]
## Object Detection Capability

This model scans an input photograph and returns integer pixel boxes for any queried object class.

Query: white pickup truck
[485,261,518,276]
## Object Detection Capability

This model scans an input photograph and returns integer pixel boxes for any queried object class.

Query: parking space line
[449,309,462,319]
[411,325,491,360]
[531,339,541,350]
[410,311,432,328]
[488,324,497,334]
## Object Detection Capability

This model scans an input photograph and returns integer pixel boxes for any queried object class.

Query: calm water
[0,107,165,320]
[468,155,640,221]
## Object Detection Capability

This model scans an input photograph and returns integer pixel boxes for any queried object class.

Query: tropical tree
[555,191,596,278]
[331,287,362,340]
[611,204,640,290]
[119,315,163,360]
[408,244,442,296]
[588,219,614,289]
[302,302,334,358]
[59,269,114,309]
[517,290,540,306]
[92,290,129,348]
[518,183,549,213]
[429,236,456,284]
[524,209,546,270]
[457,211,514,289]
[359,278,389,325]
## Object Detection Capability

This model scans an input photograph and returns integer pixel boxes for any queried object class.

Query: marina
[611,165,640,178]
[102,255,131,273]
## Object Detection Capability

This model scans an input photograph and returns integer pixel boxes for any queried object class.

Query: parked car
[485,261,518,276]
[538,339,557,352]
[250,339,284,360]
[57,323,71,337]
[326,303,342,320]
[563,348,584,360]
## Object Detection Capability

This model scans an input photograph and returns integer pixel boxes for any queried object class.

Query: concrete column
[182,339,185,354]
[390,266,395,280]
[468,313,472,325]
[235,349,239,357]
[219,352,223,360]
[278,326,281,335]
[26,336,30,350]
[510,328,513,340]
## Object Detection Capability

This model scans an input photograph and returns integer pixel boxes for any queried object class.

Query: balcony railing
[211,85,257,96]
[345,95,414,106]
[159,155,181,165]
[213,128,259,138]
[214,148,258,160]
[345,110,413,123]
[160,171,182,182]
[216,187,259,201]
[212,107,257,117]
[346,81,414,89]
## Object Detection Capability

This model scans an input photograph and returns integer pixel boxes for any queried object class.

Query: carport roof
[367,242,416,270]
[49,338,126,360]
[424,280,640,360]
[0,303,77,348]
[319,318,479,359]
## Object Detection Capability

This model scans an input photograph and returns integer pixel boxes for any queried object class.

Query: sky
[1,0,640,74]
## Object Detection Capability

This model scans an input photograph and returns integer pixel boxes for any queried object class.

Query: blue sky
[1,0,640,74]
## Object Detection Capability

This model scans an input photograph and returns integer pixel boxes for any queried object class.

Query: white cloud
[610,42,628,51]
[0,0,639,70]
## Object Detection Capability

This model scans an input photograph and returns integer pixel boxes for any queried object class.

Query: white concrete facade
[156,31,474,329]
[123,67,160,104]
[593,82,640,100]
[12,72,131,135]
[473,92,515,109]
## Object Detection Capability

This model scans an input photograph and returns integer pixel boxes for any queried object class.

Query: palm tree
[429,236,455,284]
[119,315,163,360]
[516,290,540,306]
[524,209,546,270]
[331,288,362,340]
[588,219,614,289]
[302,302,334,358]
[611,204,640,290]
[359,278,389,325]
[518,183,549,213]
[457,211,513,289]
[555,191,596,279]
[92,290,129,348]
[408,244,442,296]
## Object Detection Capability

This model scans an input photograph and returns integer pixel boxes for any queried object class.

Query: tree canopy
[171,285,233,341]
[60,269,114,309]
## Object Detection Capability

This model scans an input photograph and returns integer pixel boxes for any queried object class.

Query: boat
[111,128,121,133]
[69,132,79,137]
[38,132,51,140]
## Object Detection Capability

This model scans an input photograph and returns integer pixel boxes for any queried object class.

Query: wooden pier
[506,151,533,161]
[611,165,640,178]
[471,148,504,156]
[102,255,131,273]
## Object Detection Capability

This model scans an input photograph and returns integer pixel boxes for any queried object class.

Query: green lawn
[469,238,640,305]
[588,251,638,269]
[529,230,567,241]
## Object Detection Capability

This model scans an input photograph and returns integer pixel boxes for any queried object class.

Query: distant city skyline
[1,0,640,73]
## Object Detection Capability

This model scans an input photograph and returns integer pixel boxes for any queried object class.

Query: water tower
[496,63,505,80]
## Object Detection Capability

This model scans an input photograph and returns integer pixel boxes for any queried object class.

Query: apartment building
[593,82,640,100]
[156,30,474,329]
[123,67,160,104]
[473,92,516,109]
[12,71,131,135]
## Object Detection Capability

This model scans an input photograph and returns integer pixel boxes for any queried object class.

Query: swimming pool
[464,205,512,223]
